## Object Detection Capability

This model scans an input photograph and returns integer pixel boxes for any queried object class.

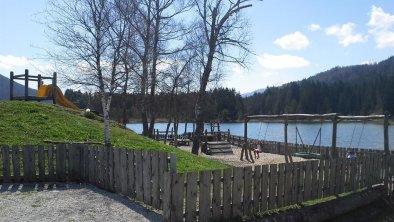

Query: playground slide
[37,85,79,110]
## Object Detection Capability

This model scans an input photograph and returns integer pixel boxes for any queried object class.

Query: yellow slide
[37,84,79,110]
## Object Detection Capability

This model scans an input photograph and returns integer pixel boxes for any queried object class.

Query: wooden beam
[52,72,57,104]
[384,112,389,155]
[9,71,14,100]
[331,114,338,159]
[284,118,289,163]
[247,113,338,121]
[24,69,28,101]
[338,115,385,121]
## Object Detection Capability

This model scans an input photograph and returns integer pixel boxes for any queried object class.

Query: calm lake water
[127,122,394,150]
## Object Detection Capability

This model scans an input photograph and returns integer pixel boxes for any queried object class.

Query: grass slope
[0,101,228,172]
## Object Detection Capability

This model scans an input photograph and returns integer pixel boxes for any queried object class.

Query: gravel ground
[177,144,310,167]
[0,183,162,222]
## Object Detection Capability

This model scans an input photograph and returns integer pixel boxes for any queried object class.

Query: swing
[294,121,323,159]
[346,121,365,159]
[253,122,269,159]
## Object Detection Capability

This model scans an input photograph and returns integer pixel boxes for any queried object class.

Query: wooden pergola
[242,113,390,163]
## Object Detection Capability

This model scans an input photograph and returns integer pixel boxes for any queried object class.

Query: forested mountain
[245,56,394,115]
[308,56,394,83]
[65,87,244,123]
[0,74,37,100]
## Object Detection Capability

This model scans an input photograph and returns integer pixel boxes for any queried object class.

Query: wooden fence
[1,144,394,222]
[0,144,169,211]
[163,153,394,222]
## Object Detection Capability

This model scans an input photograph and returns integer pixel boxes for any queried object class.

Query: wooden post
[384,112,389,155]
[241,117,249,161]
[331,114,338,159]
[227,129,230,142]
[24,69,29,100]
[37,74,42,89]
[284,118,289,163]
[9,71,14,100]
[52,72,57,104]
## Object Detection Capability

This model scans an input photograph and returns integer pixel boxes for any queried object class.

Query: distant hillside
[0,74,37,100]
[308,56,394,84]
[245,56,394,115]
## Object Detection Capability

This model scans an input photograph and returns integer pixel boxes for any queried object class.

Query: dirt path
[0,183,162,222]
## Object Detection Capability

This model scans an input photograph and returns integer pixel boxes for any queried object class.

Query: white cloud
[273,31,310,50]
[309,24,321,31]
[0,55,53,76]
[367,5,394,48]
[325,23,368,46]
[257,54,310,70]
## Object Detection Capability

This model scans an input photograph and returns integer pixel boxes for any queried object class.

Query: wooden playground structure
[9,69,78,109]
[242,113,390,163]
[9,69,57,103]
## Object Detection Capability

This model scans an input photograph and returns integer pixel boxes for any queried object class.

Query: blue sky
[0,0,394,93]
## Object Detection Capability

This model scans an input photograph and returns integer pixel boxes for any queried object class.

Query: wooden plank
[12,146,21,182]
[56,144,66,181]
[127,149,135,198]
[304,161,312,201]
[38,145,45,181]
[232,167,244,217]
[96,148,103,188]
[113,148,121,193]
[47,145,54,181]
[23,145,36,182]
[323,159,330,197]
[253,166,262,213]
[329,159,337,195]
[199,171,212,222]
[311,161,318,199]
[185,172,198,222]
[338,158,345,193]
[292,162,299,204]
[243,166,253,215]
[212,170,222,220]
[298,162,305,203]
[162,172,172,222]
[268,164,278,210]
[135,149,143,201]
[222,168,232,220]
[261,165,269,211]
[151,151,160,209]
[120,148,128,196]
[101,147,109,190]
[172,173,185,222]
[1,145,10,182]
[108,146,114,191]
[284,163,293,206]
[143,150,152,205]
[277,163,285,208]
[88,147,96,184]
[82,144,90,182]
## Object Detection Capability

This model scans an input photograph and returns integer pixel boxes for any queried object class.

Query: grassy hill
[0,101,228,172]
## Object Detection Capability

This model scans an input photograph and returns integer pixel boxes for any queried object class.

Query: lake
[127,122,394,150]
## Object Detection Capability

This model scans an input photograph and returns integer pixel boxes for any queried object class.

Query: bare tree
[191,0,253,155]
[46,0,127,146]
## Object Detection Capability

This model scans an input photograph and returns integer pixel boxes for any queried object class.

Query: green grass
[0,101,229,172]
